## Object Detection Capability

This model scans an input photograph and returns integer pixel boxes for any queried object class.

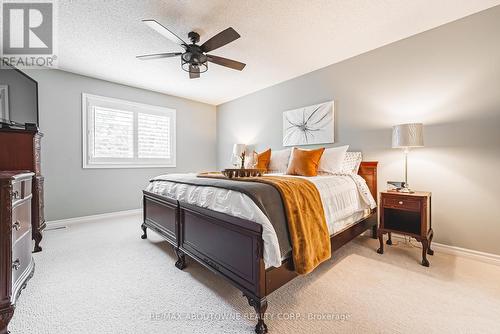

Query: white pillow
[318,145,349,174]
[341,152,363,174]
[268,148,291,173]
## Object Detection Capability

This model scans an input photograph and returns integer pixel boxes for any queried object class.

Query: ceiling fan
[137,19,246,79]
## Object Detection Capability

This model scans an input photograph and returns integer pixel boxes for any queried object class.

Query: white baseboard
[388,234,500,266]
[46,208,142,229]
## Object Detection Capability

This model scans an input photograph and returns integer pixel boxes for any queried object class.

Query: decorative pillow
[286,147,325,176]
[341,152,363,174]
[254,149,271,171]
[318,145,349,174]
[268,148,291,173]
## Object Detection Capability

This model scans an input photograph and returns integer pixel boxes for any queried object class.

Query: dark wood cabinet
[0,128,45,252]
[377,191,434,266]
[0,171,35,334]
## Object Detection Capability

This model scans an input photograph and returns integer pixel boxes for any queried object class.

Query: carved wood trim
[0,305,15,334]
[0,181,13,307]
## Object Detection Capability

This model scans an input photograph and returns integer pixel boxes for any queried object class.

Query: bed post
[247,297,268,334]
[174,248,186,270]
[358,161,378,200]
[141,196,148,239]
[371,224,378,239]
[359,161,379,240]
[243,233,268,333]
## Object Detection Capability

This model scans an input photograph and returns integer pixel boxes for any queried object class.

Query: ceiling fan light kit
[137,19,246,79]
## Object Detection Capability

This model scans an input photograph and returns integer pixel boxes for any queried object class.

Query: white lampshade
[392,123,424,148]
[232,144,246,156]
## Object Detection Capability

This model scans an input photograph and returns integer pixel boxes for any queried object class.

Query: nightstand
[377,191,434,266]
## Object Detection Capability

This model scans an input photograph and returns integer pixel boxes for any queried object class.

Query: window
[82,93,176,168]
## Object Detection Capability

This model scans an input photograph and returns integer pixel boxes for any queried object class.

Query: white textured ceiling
[58,0,500,105]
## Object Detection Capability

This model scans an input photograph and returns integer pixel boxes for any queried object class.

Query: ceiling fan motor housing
[181,45,208,73]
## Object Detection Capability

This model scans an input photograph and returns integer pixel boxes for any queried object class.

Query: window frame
[82,93,176,169]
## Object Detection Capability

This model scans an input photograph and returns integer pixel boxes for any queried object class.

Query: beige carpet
[9,213,500,334]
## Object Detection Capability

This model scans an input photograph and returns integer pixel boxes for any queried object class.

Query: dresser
[0,171,35,334]
[0,128,45,252]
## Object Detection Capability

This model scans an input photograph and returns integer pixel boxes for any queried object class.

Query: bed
[141,161,378,333]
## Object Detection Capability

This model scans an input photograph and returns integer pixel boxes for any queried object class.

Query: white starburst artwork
[283,101,334,146]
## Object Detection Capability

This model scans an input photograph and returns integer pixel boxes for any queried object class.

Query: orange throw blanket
[199,173,331,274]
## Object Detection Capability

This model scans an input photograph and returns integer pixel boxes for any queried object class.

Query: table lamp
[392,123,424,193]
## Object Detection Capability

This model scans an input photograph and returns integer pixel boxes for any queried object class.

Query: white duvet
[146,173,376,269]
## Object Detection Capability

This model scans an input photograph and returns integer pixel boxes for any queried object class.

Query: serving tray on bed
[221,168,265,178]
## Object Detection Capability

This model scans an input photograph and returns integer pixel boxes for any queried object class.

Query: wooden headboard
[358,161,378,200]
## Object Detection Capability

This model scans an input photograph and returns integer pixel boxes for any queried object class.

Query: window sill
[82,163,176,169]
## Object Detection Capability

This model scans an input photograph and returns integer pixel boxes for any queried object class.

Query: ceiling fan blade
[201,27,240,53]
[189,65,200,79]
[142,19,187,48]
[136,52,182,60]
[207,55,246,71]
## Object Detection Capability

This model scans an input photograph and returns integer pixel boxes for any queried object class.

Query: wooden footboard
[142,161,378,334]
[179,202,266,298]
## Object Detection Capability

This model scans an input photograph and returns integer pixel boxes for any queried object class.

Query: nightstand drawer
[383,196,420,212]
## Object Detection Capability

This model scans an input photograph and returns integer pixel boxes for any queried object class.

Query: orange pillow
[286,147,325,176]
[254,149,271,171]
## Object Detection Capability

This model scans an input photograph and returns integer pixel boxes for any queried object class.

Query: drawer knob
[398,201,403,205]
[13,190,20,199]
[12,259,21,270]
[13,221,21,231]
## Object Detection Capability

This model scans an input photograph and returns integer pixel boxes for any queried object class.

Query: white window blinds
[94,107,134,158]
[82,93,176,168]
[138,113,170,159]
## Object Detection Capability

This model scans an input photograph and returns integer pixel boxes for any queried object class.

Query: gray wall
[217,7,500,255]
[26,69,216,221]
